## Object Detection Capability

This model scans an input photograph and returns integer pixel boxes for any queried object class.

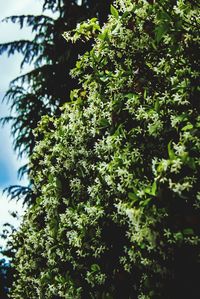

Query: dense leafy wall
[0,0,111,204]
[11,1,200,298]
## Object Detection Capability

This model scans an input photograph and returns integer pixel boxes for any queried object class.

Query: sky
[0,0,44,252]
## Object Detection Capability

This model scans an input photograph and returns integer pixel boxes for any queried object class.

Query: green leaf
[151,181,157,196]
[48,174,54,183]
[110,5,119,19]
[168,141,175,160]
[183,228,194,235]
[122,11,130,19]
[140,198,151,206]
[99,118,109,128]
[186,157,196,170]
[125,93,138,100]
[98,29,109,41]
[56,178,62,191]
[128,192,139,203]
[155,22,169,43]
[148,123,158,135]
[36,197,43,205]
[175,232,183,240]
[140,243,146,249]
[91,264,100,272]
[144,182,157,196]
[154,98,160,113]
[144,187,151,195]
[181,123,193,131]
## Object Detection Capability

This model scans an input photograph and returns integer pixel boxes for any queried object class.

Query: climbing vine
[11,1,200,298]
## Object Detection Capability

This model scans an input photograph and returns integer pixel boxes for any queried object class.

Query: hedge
[11,1,200,298]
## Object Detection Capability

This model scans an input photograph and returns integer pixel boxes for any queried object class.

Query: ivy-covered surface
[11,1,200,298]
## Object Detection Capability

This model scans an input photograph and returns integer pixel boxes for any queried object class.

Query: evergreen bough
[11,1,200,298]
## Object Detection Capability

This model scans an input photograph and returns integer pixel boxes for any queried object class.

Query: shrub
[11,1,200,298]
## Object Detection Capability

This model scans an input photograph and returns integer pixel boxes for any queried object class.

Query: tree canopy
[10,0,200,298]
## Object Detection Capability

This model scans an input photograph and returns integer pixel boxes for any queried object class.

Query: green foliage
[11,0,200,298]
[0,0,112,204]
[0,258,13,299]
[0,1,112,296]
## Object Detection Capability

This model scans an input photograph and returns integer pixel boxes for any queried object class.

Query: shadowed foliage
[10,1,200,298]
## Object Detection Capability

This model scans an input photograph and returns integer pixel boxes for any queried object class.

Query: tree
[0,258,8,299]
[0,258,13,299]
[10,0,200,298]
[0,0,112,204]
[0,218,18,297]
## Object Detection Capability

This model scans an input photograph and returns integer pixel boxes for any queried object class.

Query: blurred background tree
[0,216,18,297]
[0,255,14,298]
[0,258,9,299]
